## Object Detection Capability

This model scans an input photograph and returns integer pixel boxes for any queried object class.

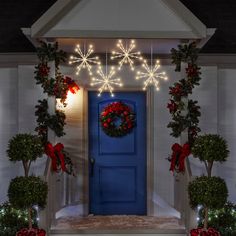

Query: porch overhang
[29,0,207,40]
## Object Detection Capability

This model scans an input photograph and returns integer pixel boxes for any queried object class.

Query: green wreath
[100,101,136,137]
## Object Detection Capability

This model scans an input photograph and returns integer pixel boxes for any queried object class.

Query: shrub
[7,134,44,163]
[191,134,229,163]
[8,176,48,209]
[198,202,236,236]
[0,202,37,236]
[188,176,228,209]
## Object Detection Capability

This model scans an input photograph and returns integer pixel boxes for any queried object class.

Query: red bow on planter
[45,142,66,172]
[169,143,191,173]
[190,227,220,236]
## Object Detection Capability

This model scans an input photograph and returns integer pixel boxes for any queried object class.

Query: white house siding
[0,67,20,203]
[0,63,235,213]
[218,69,236,203]
[18,65,47,176]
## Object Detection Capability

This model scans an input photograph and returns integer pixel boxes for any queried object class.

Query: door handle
[90,158,95,177]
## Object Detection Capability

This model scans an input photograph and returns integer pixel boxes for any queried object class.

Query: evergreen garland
[35,99,66,144]
[167,42,202,144]
[34,41,78,175]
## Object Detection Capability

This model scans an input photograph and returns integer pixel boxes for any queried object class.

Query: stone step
[49,230,187,236]
[50,229,187,236]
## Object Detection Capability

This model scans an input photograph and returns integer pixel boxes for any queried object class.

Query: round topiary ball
[188,176,228,209]
[8,176,48,209]
[191,134,229,163]
[7,134,44,162]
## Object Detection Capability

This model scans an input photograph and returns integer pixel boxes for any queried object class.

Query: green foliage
[8,176,48,209]
[34,41,70,103]
[198,202,236,236]
[188,176,228,209]
[171,42,200,71]
[192,134,229,163]
[168,42,201,143]
[0,202,37,236]
[36,41,66,67]
[167,99,201,141]
[48,110,66,137]
[7,134,44,163]
[35,99,66,144]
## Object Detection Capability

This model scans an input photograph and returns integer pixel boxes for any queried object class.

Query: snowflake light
[111,39,142,71]
[69,44,100,76]
[136,59,168,91]
[90,66,123,97]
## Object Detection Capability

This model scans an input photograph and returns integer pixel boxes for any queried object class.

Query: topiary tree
[7,134,44,177]
[8,176,48,229]
[191,134,229,177]
[6,133,47,230]
[189,134,229,231]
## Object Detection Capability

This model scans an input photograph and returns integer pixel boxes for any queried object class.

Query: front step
[51,209,186,235]
[50,228,186,236]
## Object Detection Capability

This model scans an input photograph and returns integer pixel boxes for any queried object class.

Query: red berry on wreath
[103,123,108,128]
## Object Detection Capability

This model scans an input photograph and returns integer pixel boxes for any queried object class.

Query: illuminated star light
[90,66,123,97]
[69,44,100,76]
[111,39,142,71]
[136,59,168,91]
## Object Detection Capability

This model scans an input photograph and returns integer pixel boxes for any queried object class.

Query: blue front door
[89,92,147,215]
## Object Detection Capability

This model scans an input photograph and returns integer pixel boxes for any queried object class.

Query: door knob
[90,158,95,177]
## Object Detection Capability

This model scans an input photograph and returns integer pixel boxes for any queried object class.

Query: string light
[69,44,100,76]
[136,59,168,91]
[91,65,123,97]
[111,39,142,71]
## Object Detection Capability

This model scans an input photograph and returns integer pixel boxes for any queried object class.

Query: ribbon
[45,142,66,172]
[170,143,191,173]
[190,227,220,236]
[64,76,80,94]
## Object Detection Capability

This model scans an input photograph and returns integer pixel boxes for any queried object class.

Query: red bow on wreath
[190,227,220,236]
[45,142,66,172]
[169,143,191,173]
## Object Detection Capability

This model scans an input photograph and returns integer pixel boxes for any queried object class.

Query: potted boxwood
[7,134,48,235]
[188,134,229,233]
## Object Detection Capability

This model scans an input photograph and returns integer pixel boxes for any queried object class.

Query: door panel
[89,91,146,215]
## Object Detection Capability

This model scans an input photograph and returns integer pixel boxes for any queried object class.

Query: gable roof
[0,0,235,53]
[30,0,206,39]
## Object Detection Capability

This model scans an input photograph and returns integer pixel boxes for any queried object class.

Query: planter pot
[190,227,220,236]
[16,228,46,236]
